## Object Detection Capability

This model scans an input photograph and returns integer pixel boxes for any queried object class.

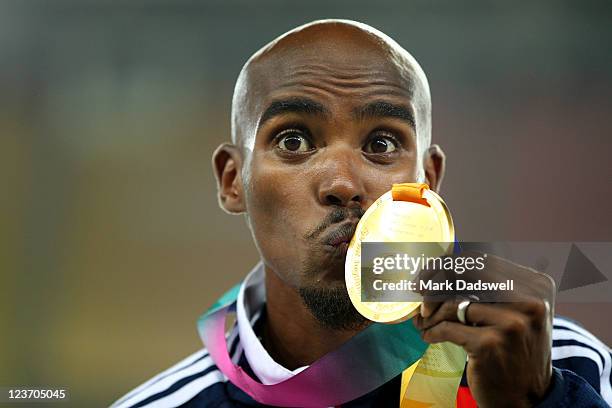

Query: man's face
[213,26,438,329]
[243,33,421,293]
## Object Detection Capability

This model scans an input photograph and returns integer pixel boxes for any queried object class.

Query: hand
[413,254,556,408]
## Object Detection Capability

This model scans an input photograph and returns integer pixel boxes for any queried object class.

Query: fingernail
[420,304,429,318]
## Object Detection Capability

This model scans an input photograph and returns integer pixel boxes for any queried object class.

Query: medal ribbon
[198,286,427,407]
[197,284,466,407]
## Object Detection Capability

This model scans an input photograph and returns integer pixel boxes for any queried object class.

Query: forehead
[247,32,417,114]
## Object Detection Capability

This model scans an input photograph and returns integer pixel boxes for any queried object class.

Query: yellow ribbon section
[400,342,467,408]
[393,183,466,407]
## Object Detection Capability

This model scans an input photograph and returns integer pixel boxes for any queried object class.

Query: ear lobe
[212,143,246,214]
[424,144,446,193]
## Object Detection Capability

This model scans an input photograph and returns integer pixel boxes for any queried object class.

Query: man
[112,20,611,407]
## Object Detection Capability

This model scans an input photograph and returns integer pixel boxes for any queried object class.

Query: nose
[317,152,365,207]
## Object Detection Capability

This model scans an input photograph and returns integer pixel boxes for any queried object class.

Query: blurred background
[1,0,611,406]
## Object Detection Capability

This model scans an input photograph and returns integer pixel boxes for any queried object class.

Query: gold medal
[345,183,455,323]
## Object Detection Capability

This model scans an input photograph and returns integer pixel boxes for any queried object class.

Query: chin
[320,275,346,288]
[313,260,347,284]
[298,283,367,331]
[299,247,348,285]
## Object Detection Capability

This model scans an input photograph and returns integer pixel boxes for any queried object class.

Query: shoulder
[110,327,242,408]
[551,315,611,405]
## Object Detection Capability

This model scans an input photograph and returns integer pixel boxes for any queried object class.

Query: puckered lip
[321,221,358,247]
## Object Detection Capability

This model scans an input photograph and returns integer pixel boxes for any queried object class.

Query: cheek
[389,166,420,185]
[361,163,420,205]
[248,166,306,228]
[244,159,313,267]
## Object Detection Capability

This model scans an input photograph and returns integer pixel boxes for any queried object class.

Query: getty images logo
[372,253,488,275]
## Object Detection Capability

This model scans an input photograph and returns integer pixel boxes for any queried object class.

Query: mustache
[305,206,366,240]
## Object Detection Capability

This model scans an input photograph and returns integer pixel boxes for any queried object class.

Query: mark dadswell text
[373,279,514,292]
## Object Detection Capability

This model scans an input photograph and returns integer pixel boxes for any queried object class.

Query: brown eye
[364,135,397,154]
[276,131,312,152]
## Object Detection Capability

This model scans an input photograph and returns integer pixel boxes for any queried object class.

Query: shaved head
[231,19,432,165]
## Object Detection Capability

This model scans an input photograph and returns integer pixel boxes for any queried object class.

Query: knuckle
[528,301,549,330]
[506,317,528,335]
[443,301,457,316]
[529,300,548,320]
[424,322,445,343]
[478,332,501,350]
[437,320,450,333]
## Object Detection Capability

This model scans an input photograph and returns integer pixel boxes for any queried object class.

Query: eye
[364,134,398,154]
[276,129,313,152]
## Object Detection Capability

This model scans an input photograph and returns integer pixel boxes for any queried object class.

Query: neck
[262,266,360,370]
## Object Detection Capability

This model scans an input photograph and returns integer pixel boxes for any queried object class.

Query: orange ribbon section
[391,183,430,207]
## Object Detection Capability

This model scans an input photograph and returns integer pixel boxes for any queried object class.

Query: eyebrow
[259,97,328,127]
[354,101,416,129]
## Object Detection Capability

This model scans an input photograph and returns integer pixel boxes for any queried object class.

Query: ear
[212,143,246,214]
[423,144,446,193]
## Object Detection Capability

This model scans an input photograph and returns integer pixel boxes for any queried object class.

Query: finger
[417,299,516,328]
[417,299,473,329]
[416,299,458,328]
[420,320,483,355]
[460,303,529,330]
[460,296,551,328]
[483,299,551,328]
[420,301,442,318]
[418,299,549,333]
[486,296,549,313]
